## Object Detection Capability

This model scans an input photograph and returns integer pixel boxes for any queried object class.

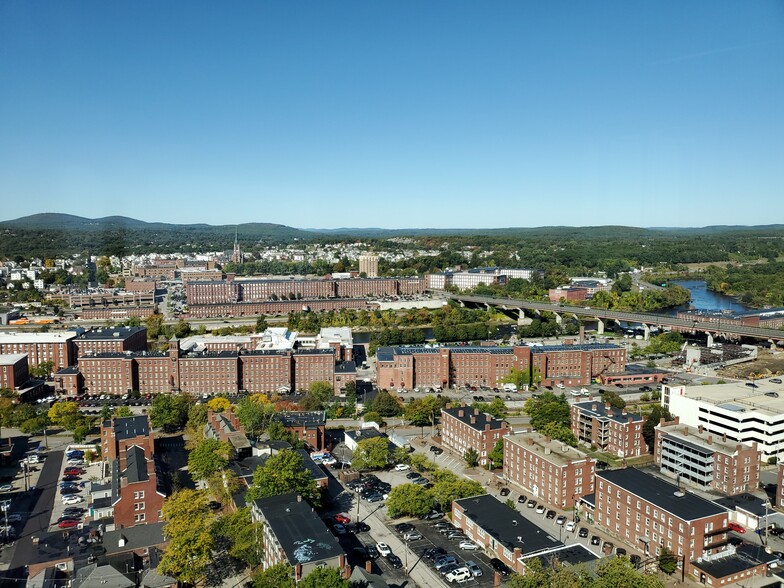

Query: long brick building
[440,406,510,467]
[570,401,647,458]
[377,343,626,390]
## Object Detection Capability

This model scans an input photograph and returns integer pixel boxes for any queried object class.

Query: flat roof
[75,327,145,341]
[252,492,344,566]
[276,411,326,427]
[657,423,750,455]
[0,353,27,365]
[532,343,622,353]
[521,543,600,570]
[714,493,770,517]
[454,494,563,555]
[668,381,784,420]
[505,432,593,467]
[691,543,776,578]
[0,330,81,343]
[597,468,727,521]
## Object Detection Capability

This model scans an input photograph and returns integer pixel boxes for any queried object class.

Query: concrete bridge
[448,294,784,347]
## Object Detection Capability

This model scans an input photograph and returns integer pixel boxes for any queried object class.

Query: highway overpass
[448,294,784,345]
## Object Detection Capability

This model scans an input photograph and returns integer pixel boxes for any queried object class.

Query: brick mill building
[595,468,730,574]
[440,406,510,467]
[570,401,647,458]
[376,343,626,390]
[654,420,761,496]
[504,432,596,509]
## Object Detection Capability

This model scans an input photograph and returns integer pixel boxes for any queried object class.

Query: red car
[58,519,79,529]
[64,468,83,476]
[728,522,745,534]
[334,514,351,525]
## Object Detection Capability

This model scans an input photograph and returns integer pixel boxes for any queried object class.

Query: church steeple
[232,228,241,264]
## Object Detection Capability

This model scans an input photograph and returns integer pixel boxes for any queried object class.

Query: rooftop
[123,446,149,483]
[714,493,771,518]
[691,543,776,579]
[75,327,146,341]
[0,330,81,343]
[597,468,727,521]
[276,411,326,428]
[657,423,753,455]
[666,381,784,420]
[442,406,507,432]
[252,492,344,566]
[505,432,594,467]
[0,353,27,365]
[531,343,622,353]
[521,543,600,571]
[335,360,357,374]
[454,494,563,555]
[573,401,644,424]
[106,415,150,441]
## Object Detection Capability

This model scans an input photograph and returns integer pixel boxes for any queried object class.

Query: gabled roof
[124,446,149,483]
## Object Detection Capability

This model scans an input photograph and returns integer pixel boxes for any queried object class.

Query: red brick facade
[440,406,510,466]
[570,401,647,458]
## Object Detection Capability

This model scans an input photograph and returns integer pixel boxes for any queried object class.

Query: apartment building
[358,254,379,278]
[571,401,647,458]
[205,409,251,459]
[251,493,347,582]
[504,432,596,509]
[101,415,154,464]
[595,468,730,574]
[0,353,29,390]
[275,411,327,451]
[654,421,760,496]
[440,406,510,466]
[111,445,167,528]
[531,343,626,387]
[0,330,79,370]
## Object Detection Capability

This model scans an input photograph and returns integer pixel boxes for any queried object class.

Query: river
[671,279,749,313]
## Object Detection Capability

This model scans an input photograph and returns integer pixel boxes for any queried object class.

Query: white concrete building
[662,381,784,461]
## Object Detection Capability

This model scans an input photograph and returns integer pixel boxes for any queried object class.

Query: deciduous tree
[352,436,392,471]
[149,394,191,432]
[188,438,231,480]
[252,564,295,588]
[159,489,215,584]
[246,448,320,506]
[386,483,434,518]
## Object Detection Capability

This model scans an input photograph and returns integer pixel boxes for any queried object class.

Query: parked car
[348,521,370,533]
[459,540,480,550]
[489,558,511,576]
[434,555,458,570]
[445,567,471,583]
[332,523,347,535]
[499,487,510,496]
[535,504,546,514]
[58,519,79,529]
[333,514,350,525]
[616,547,627,557]
[404,530,423,541]
[395,522,415,533]
[517,495,527,504]
[386,553,403,569]
[527,499,537,508]
[590,535,601,545]
[421,510,443,520]
[565,521,576,532]
[602,542,614,556]
[365,544,379,559]
[578,527,589,538]
[728,522,746,533]
[60,487,80,495]
[406,471,421,479]
[447,531,466,540]
[424,547,447,560]
[62,495,83,505]
[546,510,556,519]
[376,543,392,557]
[394,463,411,471]
[556,515,567,525]
[439,563,460,576]
[465,560,483,577]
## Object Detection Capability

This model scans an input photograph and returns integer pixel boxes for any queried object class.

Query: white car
[445,567,471,583]
[535,504,546,514]
[459,540,480,550]
[0,484,13,492]
[394,463,411,471]
[565,521,576,532]
[376,543,392,557]
[555,383,565,389]
[62,495,83,505]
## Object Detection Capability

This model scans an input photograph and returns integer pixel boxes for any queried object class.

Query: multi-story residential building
[111,444,167,528]
[78,306,157,320]
[358,254,379,278]
[0,353,29,390]
[440,406,510,467]
[0,330,79,370]
[240,350,293,394]
[376,343,625,390]
[662,381,784,461]
[654,420,761,496]
[452,494,563,575]
[426,267,543,291]
[275,411,327,451]
[571,401,647,458]
[73,326,148,358]
[251,493,347,582]
[504,432,596,509]
[78,352,136,396]
[101,415,154,464]
[205,409,251,459]
[293,349,335,392]
[595,468,730,574]
[178,350,239,395]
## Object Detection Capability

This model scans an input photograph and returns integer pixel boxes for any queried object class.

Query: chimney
[527,437,534,446]
[545,435,551,443]
[459,410,464,418]
[296,495,302,503]
[605,403,611,411]
[707,436,712,444]
[659,417,666,426]
[470,416,476,424]
[722,432,727,442]
[579,325,585,344]
[485,424,491,431]
[698,425,704,434]
[621,409,627,416]
[592,404,597,411]
[514,547,522,560]
[365,560,372,573]
[474,408,480,416]
[683,427,688,436]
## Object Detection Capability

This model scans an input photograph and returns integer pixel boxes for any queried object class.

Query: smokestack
[579,325,585,344]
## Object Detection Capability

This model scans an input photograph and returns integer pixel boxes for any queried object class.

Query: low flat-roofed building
[504,431,596,509]
[519,543,600,574]
[251,492,347,582]
[452,493,563,574]
[654,420,761,496]
[689,543,776,587]
[662,381,784,460]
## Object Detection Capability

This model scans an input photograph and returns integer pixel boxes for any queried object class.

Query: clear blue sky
[1,1,782,229]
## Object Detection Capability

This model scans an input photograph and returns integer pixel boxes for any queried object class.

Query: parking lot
[47,447,102,531]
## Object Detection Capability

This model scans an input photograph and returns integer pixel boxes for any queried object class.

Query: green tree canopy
[252,563,295,588]
[524,391,571,430]
[488,439,504,469]
[188,437,232,480]
[464,447,479,467]
[149,394,191,432]
[386,483,434,518]
[212,507,262,568]
[246,448,320,506]
[159,489,215,584]
[367,389,403,417]
[643,405,673,450]
[352,436,392,471]
[600,389,626,410]
[298,567,349,588]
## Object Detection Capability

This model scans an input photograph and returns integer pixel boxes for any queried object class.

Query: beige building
[358,253,379,278]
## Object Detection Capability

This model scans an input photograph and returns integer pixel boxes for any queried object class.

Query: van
[502,383,517,392]
[555,383,565,389]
